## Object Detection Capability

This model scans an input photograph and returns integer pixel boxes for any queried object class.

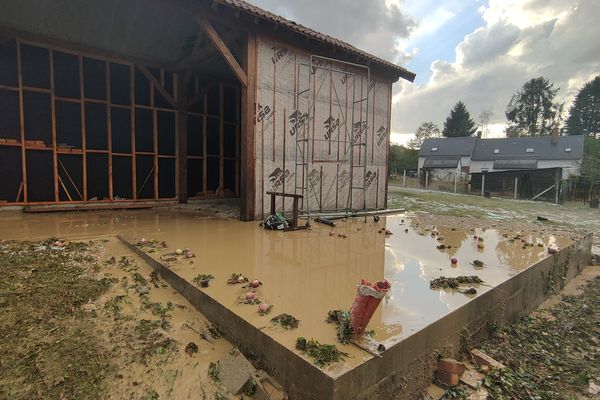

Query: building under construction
[0,0,415,220]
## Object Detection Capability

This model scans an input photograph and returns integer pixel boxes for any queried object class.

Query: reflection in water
[0,210,575,372]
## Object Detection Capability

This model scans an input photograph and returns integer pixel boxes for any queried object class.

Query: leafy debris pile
[270,313,300,330]
[326,309,353,344]
[430,275,483,290]
[477,276,600,399]
[295,337,349,368]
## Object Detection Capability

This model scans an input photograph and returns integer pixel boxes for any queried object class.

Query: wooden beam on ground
[240,32,257,220]
[196,16,248,87]
[136,65,177,109]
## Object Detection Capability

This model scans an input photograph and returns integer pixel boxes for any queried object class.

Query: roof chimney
[551,127,559,144]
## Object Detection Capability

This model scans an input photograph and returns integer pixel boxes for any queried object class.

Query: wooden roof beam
[196,16,247,87]
[136,65,177,108]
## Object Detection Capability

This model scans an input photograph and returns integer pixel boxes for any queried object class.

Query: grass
[0,239,115,399]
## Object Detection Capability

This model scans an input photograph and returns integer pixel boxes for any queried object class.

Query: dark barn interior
[0,0,243,208]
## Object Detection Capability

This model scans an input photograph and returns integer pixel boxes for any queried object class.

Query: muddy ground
[388,187,600,253]
[0,237,234,400]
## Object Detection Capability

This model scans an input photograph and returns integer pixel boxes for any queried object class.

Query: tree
[478,109,494,138]
[505,77,563,137]
[388,144,418,174]
[442,101,477,137]
[407,121,441,150]
[565,76,600,136]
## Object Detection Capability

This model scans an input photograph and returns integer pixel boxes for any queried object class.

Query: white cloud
[393,0,600,135]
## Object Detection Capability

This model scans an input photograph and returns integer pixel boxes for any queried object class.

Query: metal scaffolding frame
[294,55,372,224]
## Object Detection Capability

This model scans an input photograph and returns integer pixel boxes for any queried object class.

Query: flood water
[0,209,576,375]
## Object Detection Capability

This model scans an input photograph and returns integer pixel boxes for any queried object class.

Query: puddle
[0,209,578,376]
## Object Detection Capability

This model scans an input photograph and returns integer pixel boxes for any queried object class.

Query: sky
[247,0,600,145]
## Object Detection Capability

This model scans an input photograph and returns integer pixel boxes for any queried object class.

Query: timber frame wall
[0,37,240,207]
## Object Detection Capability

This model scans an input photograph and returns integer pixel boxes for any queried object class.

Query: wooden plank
[58,175,73,201]
[16,39,28,203]
[23,200,176,213]
[136,65,177,109]
[107,65,115,201]
[219,82,224,196]
[130,64,137,200]
[196,16,248,87]
[240,32,257,220]
[176,72,191,203]
[50,50,59,202]
[79,55,88,201]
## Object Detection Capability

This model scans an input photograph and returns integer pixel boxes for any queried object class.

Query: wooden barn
[0,0,415,220]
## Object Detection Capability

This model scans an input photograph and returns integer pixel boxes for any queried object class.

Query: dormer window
[565,147,572,152]
[493,149,500,154]
[431,147,438,152]
[526,148,534,153]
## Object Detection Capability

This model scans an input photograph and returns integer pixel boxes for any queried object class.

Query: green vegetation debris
[192,274,214,287]
[477,276,600,399]
[471,259,485,268]
[326,309,353,344]
[271,313,300,330]
[227,272,249,284]
[208,362,221,381]
[430,275,483,290]
[295,337,349,368]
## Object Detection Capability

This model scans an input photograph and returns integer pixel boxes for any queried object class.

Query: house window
[565,147,572,152]
[493,149,500,154]
[431,147,438,152]
[526,148,534,153]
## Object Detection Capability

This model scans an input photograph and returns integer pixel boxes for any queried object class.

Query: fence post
[403,169,406,187]
[481,174,485,196]
[514,176,518,199]
[425,171,429,189]
[454,172,458,193]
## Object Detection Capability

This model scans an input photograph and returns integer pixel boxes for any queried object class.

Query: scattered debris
[326,309,353,344]
[295,337,348,368]
[208,361,221,381]
[450,257,458,265]
[430,276,484,291]
[537,216,549,221]
[228,273,249,284]
[470,349,506,370]
[471,259,485,268]
[461,287,477,295]
[185,342,198,356]
[192,274,214,287]
[437,244,446,250]
[271,313,300,330]
[258,303,273,315]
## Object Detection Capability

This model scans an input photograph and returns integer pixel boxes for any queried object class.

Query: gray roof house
[418,137,477,169]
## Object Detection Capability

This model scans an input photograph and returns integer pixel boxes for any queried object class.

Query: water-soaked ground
[0,209,580,377]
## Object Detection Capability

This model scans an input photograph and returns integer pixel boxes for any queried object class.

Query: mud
[0,208,580,379]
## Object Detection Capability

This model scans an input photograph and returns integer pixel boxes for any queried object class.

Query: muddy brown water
[0,209,576,377]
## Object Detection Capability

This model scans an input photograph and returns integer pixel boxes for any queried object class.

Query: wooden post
[403,169,406,187]
[514,176,518,199]
[454,169,458,193]
[555,168,561,204]
[16,39,28,203]
[177,71,189,203]
[240,33,257,221]
[425,171,428,189]
[79,55,88,201]
[50,50,59,202]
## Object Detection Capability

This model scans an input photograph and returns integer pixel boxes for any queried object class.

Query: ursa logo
[288,110,309,137]
[353,121,367,141]
[268,167,292,190]
[340,72,352,85]
[310,58,324,75]
[365,170,377,188]
[308,168,322,188]
[324,116,340,140]
[337,169,350,192]
[376,125,387,146]
[271,47,289,64]
[257,104,272,123]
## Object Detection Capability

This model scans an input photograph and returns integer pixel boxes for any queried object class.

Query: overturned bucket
[349,279,391,336]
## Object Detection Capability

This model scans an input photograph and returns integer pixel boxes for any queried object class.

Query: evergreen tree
[407,121,441,150]
[442,101,477,137]
[565,76,600,136]
[505,77,563,136]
